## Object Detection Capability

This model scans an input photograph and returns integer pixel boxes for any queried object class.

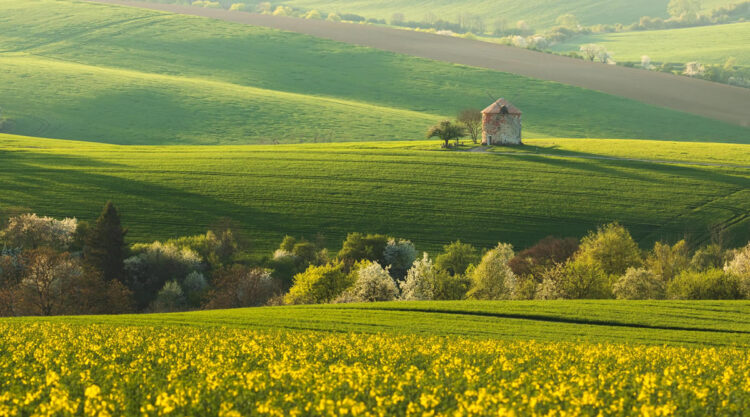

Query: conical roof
[482,98,522,115]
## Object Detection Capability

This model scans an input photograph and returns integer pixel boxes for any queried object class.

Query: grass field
[2,301,749,415]
[21,300,750,346]
[232,0,735,30]
[550,22,750,68]
[2,134,748,252]
[1,0,749,144]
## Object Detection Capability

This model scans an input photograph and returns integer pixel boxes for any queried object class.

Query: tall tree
[84,201,127,283]
[457,109,482,144]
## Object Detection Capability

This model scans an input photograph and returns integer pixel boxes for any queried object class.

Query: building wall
[482,114,522,145]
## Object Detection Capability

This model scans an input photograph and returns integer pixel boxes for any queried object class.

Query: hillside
[1,0,749,145]
[179,0,737,30]
[550,22,750,68]
[2,134,748,252]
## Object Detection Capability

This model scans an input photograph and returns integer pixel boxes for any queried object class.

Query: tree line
[1,202,749,316]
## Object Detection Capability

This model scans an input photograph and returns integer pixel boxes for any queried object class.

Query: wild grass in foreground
[1,322,747,416]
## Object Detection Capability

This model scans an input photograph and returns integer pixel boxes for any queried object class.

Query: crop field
[2,301,749,415]
[2,134,749,252]
[2,0,749,144]
[550,22,750,68]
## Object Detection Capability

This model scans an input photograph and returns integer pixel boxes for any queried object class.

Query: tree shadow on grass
[481,145,750,245]
[495,144,750,188]
[0,150,289,243]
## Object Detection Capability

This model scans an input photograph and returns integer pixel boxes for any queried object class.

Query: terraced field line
[88,0,750,127]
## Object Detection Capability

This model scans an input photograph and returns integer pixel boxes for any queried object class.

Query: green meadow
[550,22,750,67]
[1,0,749,145]
[239,0,735,30]
[12,300,750,346]
[2,134,748,253]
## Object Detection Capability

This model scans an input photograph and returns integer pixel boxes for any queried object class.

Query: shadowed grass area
[1,134,748,253]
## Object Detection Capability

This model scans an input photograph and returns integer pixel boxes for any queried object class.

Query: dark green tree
[337,233,390,268]
[435,240,481,276]
[84,201,127,283]
[427,120,466,148]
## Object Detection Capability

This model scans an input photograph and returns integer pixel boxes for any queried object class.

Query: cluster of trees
[3,204,749,317]
[283,223,750,304]
[427,109,482,148]
[0,203,249,316]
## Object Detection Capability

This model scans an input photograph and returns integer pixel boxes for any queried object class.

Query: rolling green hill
[2,134,748,253]
[549,22,750,68]
[211,0,736,30]
[11,300,750,346]
[1,0,749,145]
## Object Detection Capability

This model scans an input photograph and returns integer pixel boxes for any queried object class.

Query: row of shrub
[282,224,750,304]
[1,203,749,316]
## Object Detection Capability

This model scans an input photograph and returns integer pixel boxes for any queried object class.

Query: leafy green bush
[337,233,389,268]
[645,240,689,282]
[153,281,185,313]
[667,269,742,300]
[613,267,665,300]
[285,262,352,305]
[557,259,613,299]
[691,244,726,270]
[435,241,480,276]
[576,222,642,276]
[467,243,516,300]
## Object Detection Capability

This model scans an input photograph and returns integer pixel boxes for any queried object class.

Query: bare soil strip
[88,0,750,127]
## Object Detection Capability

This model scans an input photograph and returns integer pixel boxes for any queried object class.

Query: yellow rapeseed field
[0,323,748,416]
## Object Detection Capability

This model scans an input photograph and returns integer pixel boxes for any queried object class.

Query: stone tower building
[481,99,522,145]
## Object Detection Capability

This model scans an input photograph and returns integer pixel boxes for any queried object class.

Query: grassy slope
[1,0,749,144]
[549,22,750,67]
[2,134,748,252]
[258,0,734,30]
[13,300,750,346]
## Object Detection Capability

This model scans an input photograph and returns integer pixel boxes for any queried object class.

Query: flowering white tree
[400,253,436,301]
[613,267,665,299]
[511,36,527,48]
[1,213,77,250]
[580,44,613,63]
[684,62,705,76]
[641,55,654,70]
[338,261,398,303]
[725,243,750,298]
